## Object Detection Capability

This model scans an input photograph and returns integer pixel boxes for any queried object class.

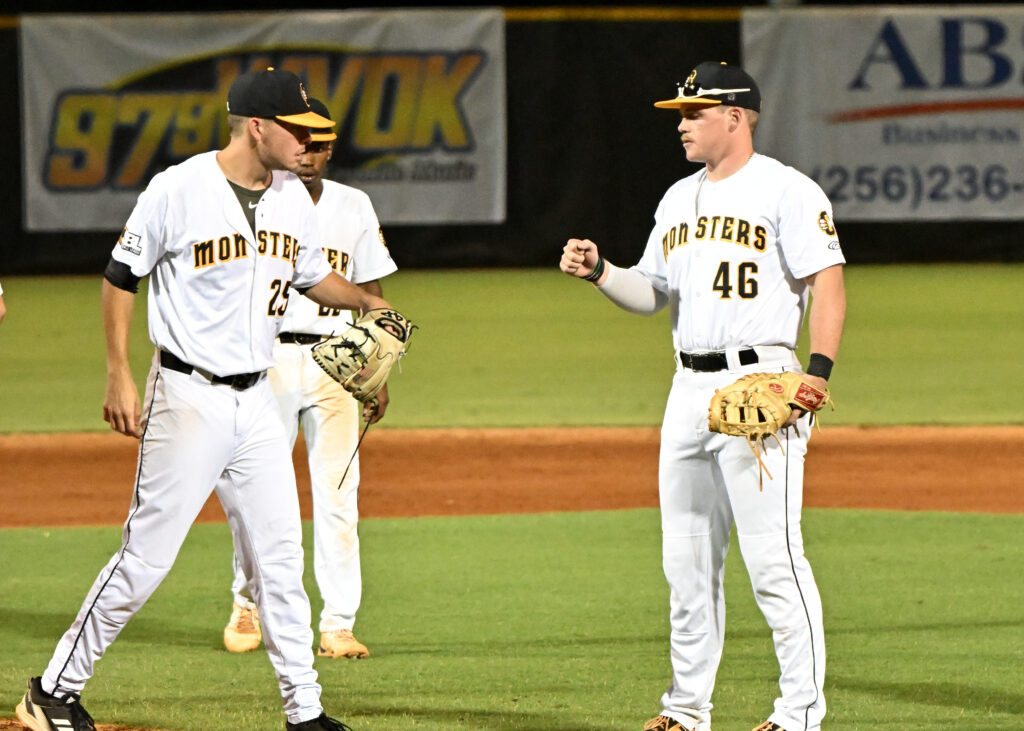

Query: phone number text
[810,164,1023,210]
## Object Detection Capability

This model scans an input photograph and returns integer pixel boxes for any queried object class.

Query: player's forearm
[102,279,136,376]
[306,272,387,313]
[805,265,846,361]
[596,263,668,315]
[359,279,383,298]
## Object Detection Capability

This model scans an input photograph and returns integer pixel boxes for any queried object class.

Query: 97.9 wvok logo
[43,50,487,192]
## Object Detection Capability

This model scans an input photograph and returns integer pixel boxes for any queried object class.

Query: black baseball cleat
[286,712,354,730]
[15,676,97,731]
[751,722,786,731]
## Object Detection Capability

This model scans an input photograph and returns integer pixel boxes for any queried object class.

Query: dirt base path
[2,426,1021,528]
[2,426,1020,731]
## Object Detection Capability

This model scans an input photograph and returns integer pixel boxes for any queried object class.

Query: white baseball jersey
[111,150,332,376]
[639,153,842,731]
[635,153,845,352]
[44,150,331,724]
[280,179,396,335]
[230,180,397,636]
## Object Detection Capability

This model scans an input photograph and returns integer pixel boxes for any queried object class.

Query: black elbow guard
[103,258,141,293]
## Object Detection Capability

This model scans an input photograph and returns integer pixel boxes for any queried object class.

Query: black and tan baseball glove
[311,308,415,403]
[708,372,831,486]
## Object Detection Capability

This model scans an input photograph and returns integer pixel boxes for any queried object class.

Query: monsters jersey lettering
[661,216,767,259]
[110,151,331,376]
[280,179,397,336]
[324,248,351,277]
[193,231,301,268]
[635,153,845,353]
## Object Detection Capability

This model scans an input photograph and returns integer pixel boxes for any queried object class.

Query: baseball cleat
[285,712,354,730]
[751,723,785,731]
[317,628,369,658]
[15,676,97,731]
[223,601,262,653]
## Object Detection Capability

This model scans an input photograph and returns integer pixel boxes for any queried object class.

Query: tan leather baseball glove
[708,371,831,486]
[311,308,415,403]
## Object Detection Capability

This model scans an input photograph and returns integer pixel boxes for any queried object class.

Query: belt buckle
[228,372,260,390]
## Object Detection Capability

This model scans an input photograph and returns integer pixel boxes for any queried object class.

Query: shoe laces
[58,693,97,731]
[233,608,258,634]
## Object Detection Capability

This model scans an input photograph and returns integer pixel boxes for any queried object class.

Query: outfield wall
[1,9,1021,275]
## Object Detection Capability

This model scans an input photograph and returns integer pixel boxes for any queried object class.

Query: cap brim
[276,110,335,128]
[310,131,338,142]
[653,97,723,109]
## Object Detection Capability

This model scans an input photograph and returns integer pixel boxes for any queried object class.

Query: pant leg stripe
[53,370,162,689]
[784,425,820,731]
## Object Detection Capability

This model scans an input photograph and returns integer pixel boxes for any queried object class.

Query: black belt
[679,348,759,372]
[159,350,264,390]
[278,332,328,345]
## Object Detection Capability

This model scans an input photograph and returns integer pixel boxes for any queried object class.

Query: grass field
[1,510,1022,730]
[1,264,1023,432]
[1,264,1023,730]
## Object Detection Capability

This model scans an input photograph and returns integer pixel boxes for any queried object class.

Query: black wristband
[582,256,606,283]
[806,352,834,381]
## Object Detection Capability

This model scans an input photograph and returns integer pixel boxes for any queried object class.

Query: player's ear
[327,142,334,161]
[250,117,265,141]
[727,107,743,133]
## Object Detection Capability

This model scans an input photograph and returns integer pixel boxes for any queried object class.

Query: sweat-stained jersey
[110,151,332,376]
[634,153,846,353]
[279,179,397,335]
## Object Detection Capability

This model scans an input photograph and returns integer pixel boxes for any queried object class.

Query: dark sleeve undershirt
[103,258,141,293]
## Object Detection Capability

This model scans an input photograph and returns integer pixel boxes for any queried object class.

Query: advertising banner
[743,7,1024,220]
[20,10,506,231]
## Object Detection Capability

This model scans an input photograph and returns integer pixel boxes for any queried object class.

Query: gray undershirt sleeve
[595,263,668,315]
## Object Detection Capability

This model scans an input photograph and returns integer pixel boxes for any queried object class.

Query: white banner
[742,6,1024,220]
[20,10,506,230]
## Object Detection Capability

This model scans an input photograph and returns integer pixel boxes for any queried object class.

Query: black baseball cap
[307,98,338,142]
[227,67,333,128]
[654,61,762,112]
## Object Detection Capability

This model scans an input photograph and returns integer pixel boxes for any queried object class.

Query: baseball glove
[708,372,831,486]
[311,308,415,403]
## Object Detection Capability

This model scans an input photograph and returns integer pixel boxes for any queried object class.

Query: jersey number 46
[713,261,758,300]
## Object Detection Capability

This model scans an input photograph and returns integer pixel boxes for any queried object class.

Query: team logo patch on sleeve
[817,211,836,237]
[118,227,143,256]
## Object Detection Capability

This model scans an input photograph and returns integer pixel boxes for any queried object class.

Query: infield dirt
[2,426,1021,731]
[1,426,1021,529]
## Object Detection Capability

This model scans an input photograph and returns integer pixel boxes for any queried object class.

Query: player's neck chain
[695,151,756,219]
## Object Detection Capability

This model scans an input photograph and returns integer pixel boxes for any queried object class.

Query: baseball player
[559,61,846,731]
[14,69,390,731]
[223,98,397,660]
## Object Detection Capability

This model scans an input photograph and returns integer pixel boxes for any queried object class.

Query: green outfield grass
[1,263,1022,433]
[1,509,1022,730]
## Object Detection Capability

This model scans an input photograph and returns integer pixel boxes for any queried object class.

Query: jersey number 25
[268,279,291,316]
